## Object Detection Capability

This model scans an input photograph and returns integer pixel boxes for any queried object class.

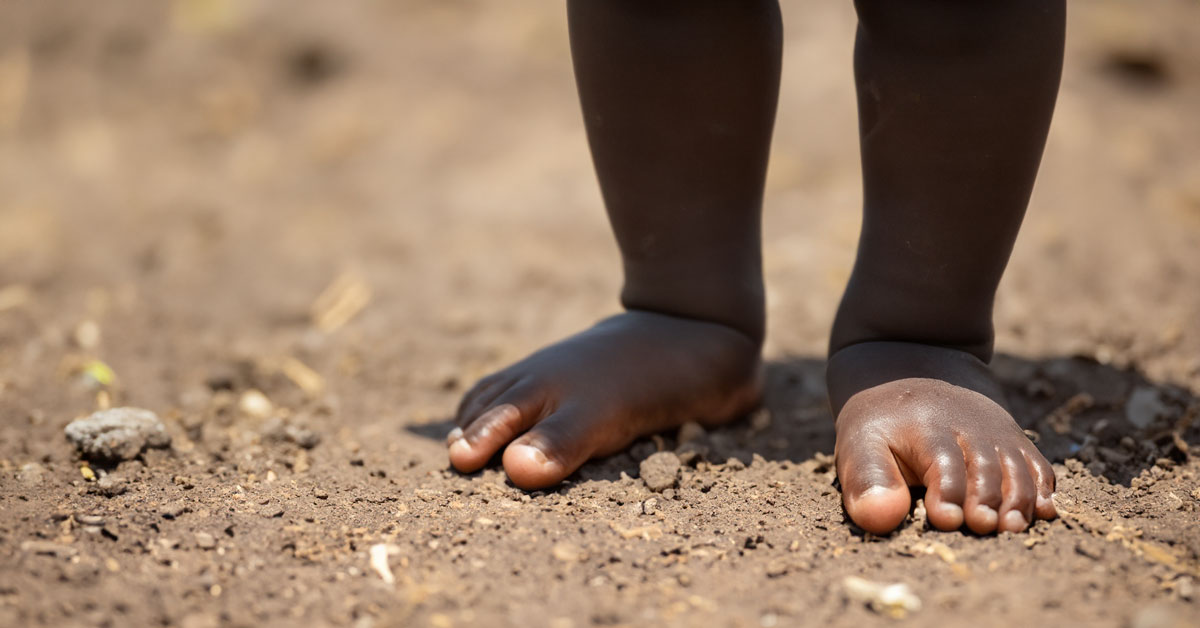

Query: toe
[998,448,1036,532]
[1023,448,1058,521]
[502,404,594,490]
[919,437,967,531]
[448,383,546,473]
[836,434,911,535]
[963,447,1003,534]
[454,375,512,427]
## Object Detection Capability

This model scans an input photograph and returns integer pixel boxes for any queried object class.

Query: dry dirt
[2,1,1199,627]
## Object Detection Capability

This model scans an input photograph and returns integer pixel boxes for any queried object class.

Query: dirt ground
[2,1,1199,626]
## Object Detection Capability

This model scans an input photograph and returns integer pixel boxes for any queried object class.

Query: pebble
[91,475,128,497]
[64,407,171,462]
[313,487,330,499]
[842,576,922,619]
[642,498,658,515]
[238,389,274,419]
[160,501,190,519]
[551,541,585,562]
[639,452,681,492]
[75,514,105,526]
[195,532,216,550]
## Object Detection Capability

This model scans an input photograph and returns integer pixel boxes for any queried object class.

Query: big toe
[502,407,593,490]
[845,485,912,535]
[838,439,912,535]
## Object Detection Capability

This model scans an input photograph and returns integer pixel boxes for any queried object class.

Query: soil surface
[2,1,1199,627]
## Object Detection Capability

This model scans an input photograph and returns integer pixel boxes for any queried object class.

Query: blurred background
[1,1,1197,414]
[1,1,1198,626]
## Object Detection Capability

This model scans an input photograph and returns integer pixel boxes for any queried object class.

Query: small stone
[260,506,284,518]
[160,501,190,519]
[765,559,790,578]
[238,389,273,419]
[552,541,585,562]
[75,514,105,526]
[725,457,746,471]
[842,576,922,619]
[312,487,329,499]
[64,407,171,462]
[91,475,127,497]
[640,452,681,492]
[195,532,216,550]
[642,498,658,515]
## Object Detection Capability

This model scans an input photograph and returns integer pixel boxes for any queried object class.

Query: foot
[827,341,1057,535]
[447,311,763,489]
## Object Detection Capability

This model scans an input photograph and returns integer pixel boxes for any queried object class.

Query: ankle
[620,278,765,348]
[828,277,995,363]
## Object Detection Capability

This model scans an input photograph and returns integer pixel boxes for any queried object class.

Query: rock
[195,532,216,550]
[1126,387,1169,430]
[642,498,658,515]
[64,407,170,462]
[91,475,127,497]
[369,543,399,584]
[842,576,922,619]
[640,452,681,492]
[160,501,190,519]
[238,389,273,419]
[262,417,322,449]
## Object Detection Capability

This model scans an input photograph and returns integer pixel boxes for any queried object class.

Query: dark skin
[448,0,1066,536]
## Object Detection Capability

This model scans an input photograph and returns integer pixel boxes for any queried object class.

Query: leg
[829,0,1066,534]
[448,0,782,488]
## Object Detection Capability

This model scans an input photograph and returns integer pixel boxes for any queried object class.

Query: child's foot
[827,341,1057,535]
[448,311,763,489]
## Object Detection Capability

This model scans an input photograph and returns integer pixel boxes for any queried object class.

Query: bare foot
[827,341,1057,535]
[447,311,763,489]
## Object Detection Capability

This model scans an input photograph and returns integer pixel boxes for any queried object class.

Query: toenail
[526,445,549,465]
[1003,510,1027,531]
[974,505,997,523]
[445,427,463,446]
[938,503,963,518]
[448,438,472,458]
